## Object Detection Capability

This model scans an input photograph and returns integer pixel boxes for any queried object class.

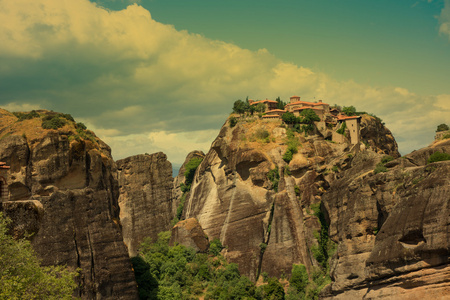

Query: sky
[0,0,449,169]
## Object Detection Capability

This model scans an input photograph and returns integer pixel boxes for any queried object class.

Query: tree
[282,112,299,124]
[0,213,78,299]
[299,109,320,124]
[276,97,286,110]
[254,102,266,113]
[262,277,285,300]
[436,123,449,132]
[290,264,309,293]
[342,106,356,116]
[232,100,247,115]
[184,157,203,188]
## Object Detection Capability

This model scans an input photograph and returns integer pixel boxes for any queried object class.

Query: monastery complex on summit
[248,95,362,145]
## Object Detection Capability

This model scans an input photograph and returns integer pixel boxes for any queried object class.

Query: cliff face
[0,109,138,299]
[117,152,174,257]
[321,139,450,299]
[183,115,398,281]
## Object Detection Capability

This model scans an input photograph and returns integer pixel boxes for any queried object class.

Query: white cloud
[0,0,448,164]
[1,102,42,112]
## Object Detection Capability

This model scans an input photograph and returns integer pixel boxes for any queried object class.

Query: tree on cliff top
[436,123,449,132]
[0,213,78,299]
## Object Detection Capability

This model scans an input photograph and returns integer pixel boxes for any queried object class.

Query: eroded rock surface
[169,218,209,253]
[0,109,138,299]
[117,152,174,257]
[183,115,397,281]
[321,139,450,299]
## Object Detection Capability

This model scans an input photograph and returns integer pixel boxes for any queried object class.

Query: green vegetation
[208,238,224,256]
[41,115,67,129]
[255,128,271,143]
[229,116,238,128]
[336,122,347,135]
[283,129,299,163]
[176,157,204,223]
[381,155,394,164]
[342,106,356,116]
[0,212,78,299]
[427,151,450,164]
[436,123,449,132]
[281,109,320,135]
[374,155,395,174]
[275,97,286,110]
[13,110,40,121]
[133,231,261,300]
[267,167,280,192]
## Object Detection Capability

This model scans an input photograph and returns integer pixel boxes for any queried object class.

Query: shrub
[290,264,309,294]
[229,116,238,128]
[436,123,449,132]
[41,116,66,129]
[428,151,450,164]
[208,238,224,256]
[259,243,268,253]
[13,110,40,121]
[267,167,280,192]
[336,122,347,135]
[332,166,339,172]
[381,155,394,164]
[184,157,203,189]
[255,129,270,140]
[0,213,78,299]
[374,163,388,174]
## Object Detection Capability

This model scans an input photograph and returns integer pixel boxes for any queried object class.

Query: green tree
[428,151,450,163]
[232,100,247,115]
[290,264,309,294]
[282,112,299,124]
[254,102,266,113]
[0,213,78,299]
[262,277,285,300]
[299,109,320,124]
[436,123,449,132]
[342,106,356,116]
[184,157,203,189]
[276,97,286,110]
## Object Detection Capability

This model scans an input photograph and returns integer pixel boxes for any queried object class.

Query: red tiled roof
[250,99,278,105]
[265,109,286,113]
[286,101,329,107]
[337,115,361,120]
[293,107,323,111]
[290,95,300,98]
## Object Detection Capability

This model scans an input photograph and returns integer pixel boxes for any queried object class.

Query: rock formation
[321,138,450,299]
[169,218,209,253]
[0,109,138,299]
[117,152,174,257]
[183,114,399,281]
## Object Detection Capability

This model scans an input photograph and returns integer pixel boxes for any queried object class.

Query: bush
[336,122,347,135]
[267,167,280,192]
[374,163,388,174]
[13,110,40,121]
[184,157,203,190]
[290,264,309,294]
[259,243,268,253]
[255,129,270,140]
[209,238,223,256]
[436,123,449,132]
[0,213,78,299]
[428,151,450,164]
[229,116,238,128]
[42,116,66,129]
[381,155,394,164]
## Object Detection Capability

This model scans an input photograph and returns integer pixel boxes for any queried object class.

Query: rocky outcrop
[117,152,174,257]
[172,150,205,216]
[169,218,209,253]
[182,115,396,281]
[321,139,450,299]
[360,114,399,157]
[0,109,138,299]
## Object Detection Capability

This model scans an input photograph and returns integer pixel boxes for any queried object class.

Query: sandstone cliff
[117,152,174,257]
[0,109,138,299]
[182,114,399,282]
[321,139,450,299]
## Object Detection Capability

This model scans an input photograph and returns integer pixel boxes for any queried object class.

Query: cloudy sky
[1,0,449,168]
